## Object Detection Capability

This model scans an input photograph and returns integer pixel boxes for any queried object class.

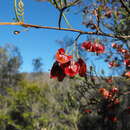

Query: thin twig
[75,33,82,41]
[62,13,72,28]
[58,7,67,28]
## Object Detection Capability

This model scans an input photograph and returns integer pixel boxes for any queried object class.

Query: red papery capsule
[84,109,92,113]
[124,59,130,67]
[77,58,87,76]
[124,53,130,59]
[93,43,105,53]
[112,43,118,48]
[108,61,120,68]
[111,87,118,93]
[118,48,128,53]
[114,98,120,104]
[64,61,80,77]
[81,41,92,51]
[82,41,105,53]
[50,61,66,81]
[99,88,110,99]
[109,117,118,122]
[55,48,72,64]
[124,71,130,77]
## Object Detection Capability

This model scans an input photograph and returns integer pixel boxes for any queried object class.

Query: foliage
[32,58,43,73]
[0,73,130,130]
[0,44,22,94]
[0,78,81,130]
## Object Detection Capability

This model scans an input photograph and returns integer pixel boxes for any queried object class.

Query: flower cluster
[108,61,120,68]
[112,43,130,77]
[112,43,129,66]
[99,87,119,102]
[99,87,120,122]
[50,48,87,81]
[112,43,128,53]
[81,41,105,54]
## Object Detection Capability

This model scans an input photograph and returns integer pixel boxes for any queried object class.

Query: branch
[123,91,130,95]
[67,0,80,8]
[0,22,130,39]
[120,0,130,14]
[58,7,67,28]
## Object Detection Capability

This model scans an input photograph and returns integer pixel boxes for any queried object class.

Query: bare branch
[0,22,130,39]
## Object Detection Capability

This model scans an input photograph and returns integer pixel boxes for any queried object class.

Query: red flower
[108,61,120,68]
[50,48,87,81]
[50,61,65,81]
[64,61,80,77]
[112,43,118,48]
[82,41,105,53]
[84,109,92,113]
[57,48,65,54]
[124,71,130,77]
[114,98,120,104]
[124,53,130,59]
[99,88,106,93]
[118,48,128,53]
[99,88,110,99]
[102,91,110,99]
[81,41,93,52]
[55,48,72,64]
[77,58,87,76]
[93,43,105,53]
[124,59,130,67]
[109,117,118,122]
[111,87,118,93]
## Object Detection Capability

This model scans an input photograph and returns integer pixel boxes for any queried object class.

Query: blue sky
[0,0,71,72]
[0,0,124,76]
[0,0,87,72]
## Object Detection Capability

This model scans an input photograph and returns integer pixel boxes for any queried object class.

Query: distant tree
[32,57,43,74]
[0,44,22,93]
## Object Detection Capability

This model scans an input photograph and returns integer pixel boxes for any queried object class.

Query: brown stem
[123,91,130,95]
[0,22,130,39]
